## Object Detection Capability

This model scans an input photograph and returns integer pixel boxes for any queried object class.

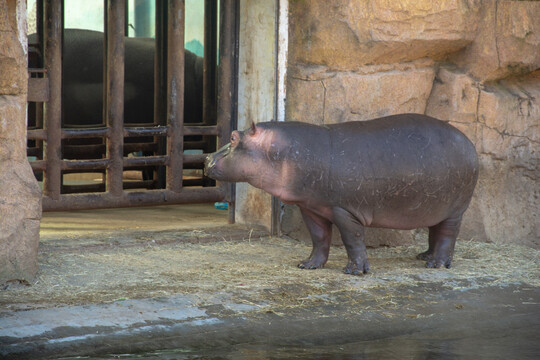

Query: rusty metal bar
[62,128,110,139]
[43,0,62,200]
[218,0,240,223]
[124,126,168,137]
[104,0,125,196]
[166,0,185,193]
[28,129,47,141]
[61,159,110,171]
[183,153,209,165]
[31,160,47,171]
[124,155,167,167]
[42,187,225,211]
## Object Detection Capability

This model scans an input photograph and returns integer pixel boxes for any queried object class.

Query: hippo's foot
[343,258,370,275]
[417,250,452,268]
[298,256,326,270]
[416,250,433,261]
[425,255,452,269]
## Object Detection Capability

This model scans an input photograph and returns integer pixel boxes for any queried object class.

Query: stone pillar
[0,0,42,283]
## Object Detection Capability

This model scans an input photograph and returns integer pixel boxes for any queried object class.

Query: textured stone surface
[0,0,26,95]
[0,0,42,283]
[450,1,540,81]
[289,0,479,71]
[426,68,540,246]
[287,61,435,124]
[284,0,540,248]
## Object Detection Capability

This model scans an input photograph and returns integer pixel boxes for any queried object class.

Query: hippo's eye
[230,132,240,146]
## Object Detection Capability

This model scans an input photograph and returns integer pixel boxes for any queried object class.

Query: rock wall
[0,0,42,283]
[284,0,539,248]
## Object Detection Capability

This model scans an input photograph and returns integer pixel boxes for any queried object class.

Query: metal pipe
[42,187,225,211]
[104,0,125,196]
[43,0,62,200]
[27,129,47,141]
[61,159,110,171]
[183,153,209,165]
[62,128,110,139]
[123,155,167,167]
[124,126,168,137]
[165,0,185,193]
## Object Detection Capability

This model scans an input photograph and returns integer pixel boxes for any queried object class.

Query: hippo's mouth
[204,144,231,179]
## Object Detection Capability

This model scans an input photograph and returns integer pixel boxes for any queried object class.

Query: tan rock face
[0,0,42,283]
[289,0,479,70]
[450,1,540,81]
[426,68,540,246]
[287,61,435,124]
[285,0,540,248]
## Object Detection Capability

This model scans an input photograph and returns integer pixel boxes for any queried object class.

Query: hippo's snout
[204,154,215,177]
[204,143,231,179]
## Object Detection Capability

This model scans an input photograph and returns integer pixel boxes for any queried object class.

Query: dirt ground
[1,204,539,359]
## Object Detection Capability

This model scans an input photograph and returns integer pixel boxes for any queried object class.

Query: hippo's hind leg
[332,207,370,275]
[298,207,332,270]
[417,216,462,269]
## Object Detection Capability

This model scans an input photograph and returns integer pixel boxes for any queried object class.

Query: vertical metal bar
[104,0,125,196]
[166,0,185,192]
[43,0,62,200]
[217,0,239,223]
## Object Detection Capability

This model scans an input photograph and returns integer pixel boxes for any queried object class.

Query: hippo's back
[327,114,478,228]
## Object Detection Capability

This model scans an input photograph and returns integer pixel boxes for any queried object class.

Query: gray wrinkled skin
[205,114,479,275]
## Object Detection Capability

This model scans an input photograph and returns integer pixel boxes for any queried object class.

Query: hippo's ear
[247,122,257,136]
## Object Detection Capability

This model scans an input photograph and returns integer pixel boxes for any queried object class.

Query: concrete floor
[1,204,539,359]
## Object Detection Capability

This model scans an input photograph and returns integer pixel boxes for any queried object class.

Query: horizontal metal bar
[62,128,110,139]
[28,68,48,74]
[30,160,47,171]
[183,153,208,165]
[42,187,226,211]
[30,126,218,141]
[28,129,47,141]
[61,159,109,170]
[124,126,169,137]
[123,155,168,167]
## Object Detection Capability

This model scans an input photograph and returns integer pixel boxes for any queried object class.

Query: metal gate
[27,0,238,214]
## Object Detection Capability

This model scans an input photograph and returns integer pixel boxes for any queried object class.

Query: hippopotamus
[205,114,479,275]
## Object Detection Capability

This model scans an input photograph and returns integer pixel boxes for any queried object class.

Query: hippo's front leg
[332,207,370,275]
[298,207,333,270]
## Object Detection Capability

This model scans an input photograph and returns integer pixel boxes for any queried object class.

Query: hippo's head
[205,123,281,184]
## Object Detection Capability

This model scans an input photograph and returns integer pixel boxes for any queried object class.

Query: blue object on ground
[214,202,228,210]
